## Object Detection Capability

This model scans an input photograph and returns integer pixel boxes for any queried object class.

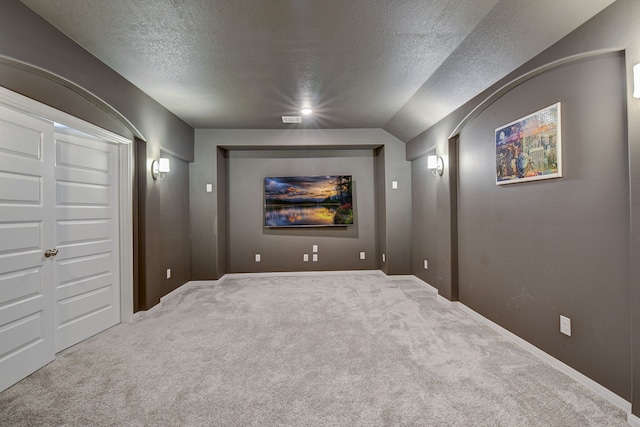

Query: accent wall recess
[495,103,562,185]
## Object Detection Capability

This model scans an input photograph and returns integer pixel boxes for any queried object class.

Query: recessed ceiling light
[301,108,313,115]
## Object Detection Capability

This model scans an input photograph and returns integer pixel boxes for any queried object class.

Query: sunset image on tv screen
[264,175,353,227]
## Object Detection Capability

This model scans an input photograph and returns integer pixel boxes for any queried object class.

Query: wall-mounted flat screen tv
[264,175,353,227]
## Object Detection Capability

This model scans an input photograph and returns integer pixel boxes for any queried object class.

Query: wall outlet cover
[312,254,318,262]
[303,254,309,262]
[312,245,318,253]
[166,268,171,279]
[392,181,398,189]
[206,183,213,193]
[560,315,571,336]
[423,259,428,270]
[255,254,261,262]
[360,251,366,260]
[382,254,386,262]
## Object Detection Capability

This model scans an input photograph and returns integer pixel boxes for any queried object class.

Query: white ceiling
[21,0,616,142]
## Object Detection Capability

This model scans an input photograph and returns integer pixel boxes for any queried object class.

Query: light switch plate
[560,315,571,336]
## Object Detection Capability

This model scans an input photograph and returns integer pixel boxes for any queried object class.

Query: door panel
[0,172,41,203]
[0,267,41,305]
[0,222,41,252]
[56,181,110,206]
[0,105,55,392]
[53,133,119,352]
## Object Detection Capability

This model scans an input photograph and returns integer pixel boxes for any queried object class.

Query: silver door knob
[44,249,58,258]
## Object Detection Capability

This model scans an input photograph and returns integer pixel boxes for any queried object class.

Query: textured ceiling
[21,0,615,141]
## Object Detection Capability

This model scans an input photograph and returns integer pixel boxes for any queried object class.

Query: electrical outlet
[255,254,261,262]
[206,183,213,193]
[312,244,318,253]
[303,254,309,262]
[423,260,428,270]
[166,268,171,279]
[312,254,318,262]
[392,181,398,189]
[382,254,386,262]
[360,251,366,260]
[560,315,571,336]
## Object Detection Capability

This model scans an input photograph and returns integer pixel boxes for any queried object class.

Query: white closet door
[0,105,55,391]
[54,132,120,352]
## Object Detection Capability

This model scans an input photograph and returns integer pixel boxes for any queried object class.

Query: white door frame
[0,86,135,324]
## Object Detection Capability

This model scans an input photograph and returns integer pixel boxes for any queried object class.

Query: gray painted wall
[627,31,640,417]
[159,153,191,299]
[458,53,630,399]
[407,0,640,410]
[190,129,412,278]
[375,148,387,274]
[227,150,376,272]
[411,152,438,286]
[0,0,195,311]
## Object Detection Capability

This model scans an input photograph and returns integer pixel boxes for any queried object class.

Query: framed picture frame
[495,102,562,185]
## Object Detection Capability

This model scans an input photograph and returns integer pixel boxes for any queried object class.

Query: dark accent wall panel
[189,133,219,279]
[625,39,640,418]
[410,153,438,286]
[159,153,191,297]
[383,139,413,274]
[226,149,377,273]
[133,138,146,311]
[457,53,630,399]
[216,147,229,277]
[375,147,387,274]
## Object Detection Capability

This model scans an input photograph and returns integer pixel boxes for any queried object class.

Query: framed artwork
[264,175,353,227]
[495,102,561,185]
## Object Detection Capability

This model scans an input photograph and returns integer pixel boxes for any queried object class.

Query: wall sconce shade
[427,155,444,176]
[158,158,170,173]
[634,63,640,99]
[152,157,170,180]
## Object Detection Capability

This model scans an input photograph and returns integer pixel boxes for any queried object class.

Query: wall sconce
[427,155,444,176]
[634,63,640,99]
[151,158,170,180]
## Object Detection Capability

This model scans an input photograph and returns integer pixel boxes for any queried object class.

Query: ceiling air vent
[282,115,302,123]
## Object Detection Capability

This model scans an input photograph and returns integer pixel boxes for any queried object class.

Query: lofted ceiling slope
[21,0,616,142]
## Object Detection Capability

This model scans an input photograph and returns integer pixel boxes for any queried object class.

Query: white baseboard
[409,275,439,295]
[456,303,631,414]
[220,270,383,280]
[384,274,417,281]
[182,280,218,287]
[436,294,460,307]
[132,279,218,321]
[131,302,162,321]
[628,412,640,427]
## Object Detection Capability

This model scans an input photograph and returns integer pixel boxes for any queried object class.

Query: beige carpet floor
[0,273,629,426]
